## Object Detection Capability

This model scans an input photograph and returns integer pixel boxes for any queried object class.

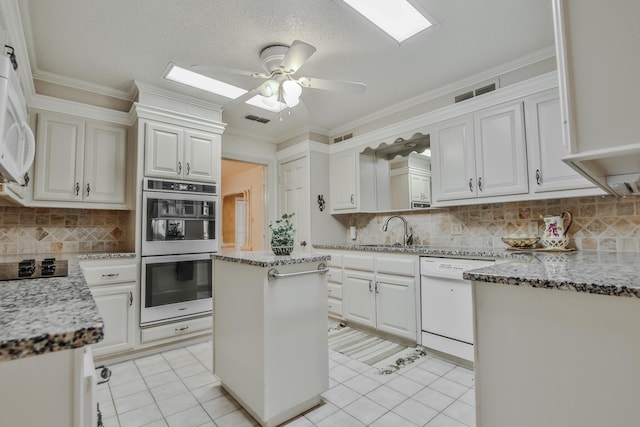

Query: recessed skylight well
[163,64,247,99]
[245,94,288,113]
[342,0,433,43]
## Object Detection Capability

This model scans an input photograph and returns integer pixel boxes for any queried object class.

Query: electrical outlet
[528,221,539,235]
[451,222,463,235]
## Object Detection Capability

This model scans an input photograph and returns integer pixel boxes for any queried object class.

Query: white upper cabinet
[432,102,528,202]
[145,121,219,183]
[329,149,357,212]
[33,112,127,205]
[525,89,594,193]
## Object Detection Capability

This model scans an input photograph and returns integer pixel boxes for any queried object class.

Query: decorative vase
[271,245,293,256]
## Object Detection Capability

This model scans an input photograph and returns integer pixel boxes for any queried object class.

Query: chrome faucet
[382,215,413,246]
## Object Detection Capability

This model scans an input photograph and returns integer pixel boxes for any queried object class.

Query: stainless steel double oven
[140,178,218,326]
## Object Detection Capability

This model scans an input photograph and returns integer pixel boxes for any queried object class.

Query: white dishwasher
[420,256,494,363]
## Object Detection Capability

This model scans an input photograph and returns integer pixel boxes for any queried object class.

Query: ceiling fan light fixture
[259,79,280,97]
[163,63,247,99]
[282,80,302,106]
[246,94,287,113]
[341,0,433,43]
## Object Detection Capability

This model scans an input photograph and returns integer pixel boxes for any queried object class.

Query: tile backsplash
[0,206,131,255]
[351,195,640,253]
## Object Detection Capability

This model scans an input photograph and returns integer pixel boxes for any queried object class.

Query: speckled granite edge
[0,258,105,362]
[314,244,511,259]
[77,252,136,260]
[213,251,331,267]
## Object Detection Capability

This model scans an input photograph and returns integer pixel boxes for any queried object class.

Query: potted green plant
[269,212,295,255]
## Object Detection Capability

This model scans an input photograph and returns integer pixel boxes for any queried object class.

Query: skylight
[342,0,433,43]
[163,64,247,99]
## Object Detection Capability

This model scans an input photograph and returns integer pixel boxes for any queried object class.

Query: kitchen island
[212,251,331,427]
[464,251,640,427]
[0,253,110,427]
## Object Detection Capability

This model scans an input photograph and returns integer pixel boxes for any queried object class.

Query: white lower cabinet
[343,252,418,342]
[80,258,137,358]
[315,250,344,319]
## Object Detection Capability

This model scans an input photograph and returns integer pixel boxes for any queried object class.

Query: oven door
[142,190,218,256]
[141,253,213,326]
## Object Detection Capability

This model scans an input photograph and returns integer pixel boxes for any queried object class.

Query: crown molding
[133,103,226,134]
[275,140,330,161]
[329,46,557,137]
[135,81,223,114]
[32,69,136,101]
[29,93,133,125]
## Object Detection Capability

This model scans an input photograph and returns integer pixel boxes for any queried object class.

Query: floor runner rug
[328,326,409,366]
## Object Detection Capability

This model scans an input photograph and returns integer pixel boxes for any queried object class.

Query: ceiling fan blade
[298,77,367,94]
[191,64,269,79]
[279,40,316,73]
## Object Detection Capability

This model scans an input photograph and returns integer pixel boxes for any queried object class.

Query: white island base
[473,282,640,427]
[213,253,330,427]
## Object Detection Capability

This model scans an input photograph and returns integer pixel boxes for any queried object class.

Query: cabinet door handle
[101,273,120,279]
[536,169,542,185]
[368,280,372,292]
[186,162,190,175]
[350,194,355,204]
[129,291,133,306]
[478,177,483,191]
[177,161,182,174]
[175,326,189,333]
[75,182,80,196]
[86,183,91,197]
[375,281,379,294]
[468,179,473,192]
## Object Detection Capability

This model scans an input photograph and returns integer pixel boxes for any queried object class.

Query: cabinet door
[184,130,219,183]
[525,90,594,193]
[431,116,476,201]
[342,270,376,329]
[375,274,416,341]
[330,150,357,211]
[474,102,529,197]
[83,122,127,203]
[90,283,135,357]
[144,122,184,179]
[33,113,85,201]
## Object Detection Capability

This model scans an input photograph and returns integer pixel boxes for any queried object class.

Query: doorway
[220,159,267,252]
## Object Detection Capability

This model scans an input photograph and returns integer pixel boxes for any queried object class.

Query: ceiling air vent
[454,79,499,103]
[333,132,354,144]
[454,91,474,103]
[245,114,270,124]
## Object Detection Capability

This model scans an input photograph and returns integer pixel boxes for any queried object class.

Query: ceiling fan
[192,40,366,114]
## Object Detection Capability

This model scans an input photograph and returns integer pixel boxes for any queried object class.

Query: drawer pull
[129,292,133,306]
[101,273,120,278]
[175,326,189,333]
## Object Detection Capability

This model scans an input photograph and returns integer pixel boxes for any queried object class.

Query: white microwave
[0,55,34,184]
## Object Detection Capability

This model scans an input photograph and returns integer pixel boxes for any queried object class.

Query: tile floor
[97,340,475,427]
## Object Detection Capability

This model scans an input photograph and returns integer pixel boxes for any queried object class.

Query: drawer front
[328,283,343,299]
[376,255,416,277]
[82,263,137,285]
[140,316,212,344]
[326,253,343,268]
[328,297,343,318]
[327,267,343,284]
[343,254,375,272]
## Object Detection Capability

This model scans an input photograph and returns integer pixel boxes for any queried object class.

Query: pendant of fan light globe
[282,80,302,107]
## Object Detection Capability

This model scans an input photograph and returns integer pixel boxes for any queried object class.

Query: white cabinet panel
[330,149,357,211]
[84,122,127,203]
[432,117,476,201]
[376,274,416,340]
[90,283,135,357]
[184,130,218,183]
[343,270,376,329]
[144,122,184,179]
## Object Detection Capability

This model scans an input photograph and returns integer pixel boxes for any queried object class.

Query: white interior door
[279,156,309,249]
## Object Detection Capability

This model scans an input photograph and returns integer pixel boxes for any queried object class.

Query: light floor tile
[196,422,215,427]
[118,403,163,427]
[428,378,469,399]
[150,380,190,401]
[315,409,365,427]
[144,370,180,389]
[111,378,148,399]
[386,375,425,397]
[137,359,172,377]
[321,383,361,408]
[165,405,212,427]
[181,371,218,390]
[370,411,420,427]
[425,413,469,427]
[281,415,314,426]
[201,394,240,419]
[99,399,117,419]
[212,408,259,427]
[412,387,455,412]
[101,415,121,427]
[141,420,168,427]
[392,398,439,426]
[343,358,372,374]
[343,374,382,395]
[458,387,476,407]
[443,366,475,388]
[303,401,339,424]
[114,390,154,415]
[157,391,199,417]
[134,354,165,368]
[328,350,353,364]
[191,384,226,404]
[402,366,439,387]
[343,396,388,425]
[330,364,360,383]
[420,358,456,376]
[366,384,408,410]
[442,400,476,426]
[174,362,208,379]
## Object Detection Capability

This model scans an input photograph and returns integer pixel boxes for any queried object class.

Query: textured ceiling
[19,0,555,142]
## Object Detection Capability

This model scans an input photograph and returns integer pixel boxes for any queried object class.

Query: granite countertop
[314,243,512,259]
[463,251,640,298]
[213,250,330,267]
[0,252,133,362]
